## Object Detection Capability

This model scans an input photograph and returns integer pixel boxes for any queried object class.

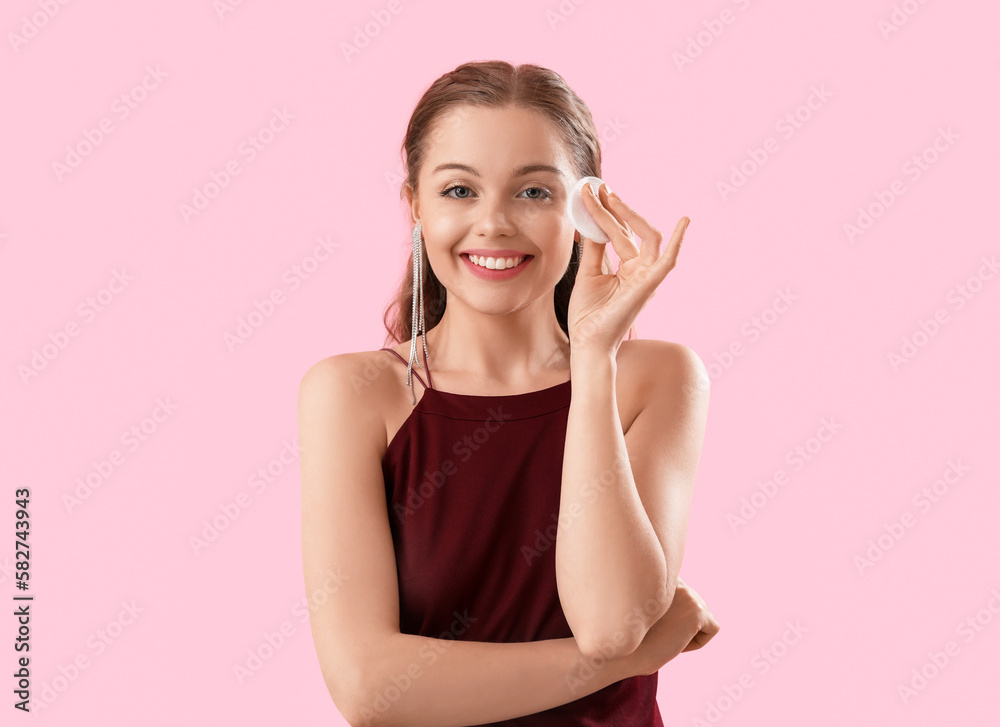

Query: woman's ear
[404,183,419,224]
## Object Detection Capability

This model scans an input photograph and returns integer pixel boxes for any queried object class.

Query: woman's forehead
[424,110,572,179]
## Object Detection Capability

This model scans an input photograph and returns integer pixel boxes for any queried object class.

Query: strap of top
[378,340,434,391]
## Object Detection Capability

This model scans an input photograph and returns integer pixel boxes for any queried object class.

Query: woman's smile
[460,252,535,280]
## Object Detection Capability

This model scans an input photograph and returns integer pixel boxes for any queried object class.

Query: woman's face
[409,104,579,316]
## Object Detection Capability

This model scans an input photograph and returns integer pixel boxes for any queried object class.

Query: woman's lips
[461,253,534,280]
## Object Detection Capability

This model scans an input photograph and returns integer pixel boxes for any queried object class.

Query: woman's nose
[474,201,517,236]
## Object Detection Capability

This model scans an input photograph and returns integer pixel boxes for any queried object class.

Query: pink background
[3,0,998,724]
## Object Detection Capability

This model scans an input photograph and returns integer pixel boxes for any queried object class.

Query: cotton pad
[567,176,611,244]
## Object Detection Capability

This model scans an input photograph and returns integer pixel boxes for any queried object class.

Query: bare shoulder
[616,339,709,431]
[297,350,398,449]
[618,339,708,380]
[298,350,391,402]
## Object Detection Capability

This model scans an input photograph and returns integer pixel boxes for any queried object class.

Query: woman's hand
[624,577,721,677]
[567,183,690,356]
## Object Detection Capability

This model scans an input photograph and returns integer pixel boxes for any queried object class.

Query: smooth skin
[299,104,718,727]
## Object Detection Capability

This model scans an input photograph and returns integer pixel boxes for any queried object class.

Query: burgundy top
[379,344,663,726]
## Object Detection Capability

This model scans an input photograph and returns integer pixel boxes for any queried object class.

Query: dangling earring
[408,221,430,406]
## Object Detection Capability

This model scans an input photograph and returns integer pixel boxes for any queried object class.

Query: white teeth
[469,254,526,270]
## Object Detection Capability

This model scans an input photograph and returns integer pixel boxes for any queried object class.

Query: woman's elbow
[320,656,382,727]
[575,622,643,662]
[576,595,673,662]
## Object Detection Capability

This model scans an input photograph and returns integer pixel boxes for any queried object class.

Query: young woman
[299,60,718,726]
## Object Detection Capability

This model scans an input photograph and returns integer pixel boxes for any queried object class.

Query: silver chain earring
[408,221,430,406]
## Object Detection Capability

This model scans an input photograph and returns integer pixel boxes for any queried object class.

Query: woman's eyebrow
[432,162,565,179]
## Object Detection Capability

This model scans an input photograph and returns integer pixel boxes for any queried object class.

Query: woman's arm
[556,341,709,661]
[300,354,640,727]
[352,633,631,727]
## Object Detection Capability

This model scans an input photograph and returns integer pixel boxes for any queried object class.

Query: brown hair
[381,60,638,348]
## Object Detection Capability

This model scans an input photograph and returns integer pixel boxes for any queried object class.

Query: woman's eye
[440,186,552,200]
[441,185,472,199]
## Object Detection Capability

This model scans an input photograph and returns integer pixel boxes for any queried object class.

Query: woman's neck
[425,302,570,384]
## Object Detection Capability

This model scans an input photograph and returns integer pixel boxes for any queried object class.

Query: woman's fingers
[596,184,636,242]
[581,183,640,262]
[656,216,690,275]
[606,193,667,267]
